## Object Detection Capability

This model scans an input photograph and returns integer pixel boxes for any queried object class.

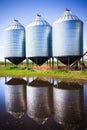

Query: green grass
[0,62,87,82]
[46,69,87,80]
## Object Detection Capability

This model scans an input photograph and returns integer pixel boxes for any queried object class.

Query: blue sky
[0,0,87,61]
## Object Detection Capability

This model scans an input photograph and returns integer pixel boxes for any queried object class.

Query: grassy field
[0,61,87,82]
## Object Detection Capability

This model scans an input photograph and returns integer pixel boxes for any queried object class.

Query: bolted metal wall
[53,9,83,65]
[4,19,26,65]
[26,14,52,65]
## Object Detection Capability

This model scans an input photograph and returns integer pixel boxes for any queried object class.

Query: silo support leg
[68,56,70,71]
[26,58,29,69]
[32,61,34,68]
[49,58,51,68]
[52,57,54,69]
[36,58,38,67]
[27,77,29,84]
[81,57,84,70]
[47,60,48,66]
[5,58,6,67]
[57,58,58,69]
[5,76,7,83]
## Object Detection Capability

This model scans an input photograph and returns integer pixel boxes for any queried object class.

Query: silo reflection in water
[5,78,26,119]
[53,81,84,129]
[27,78,53,124]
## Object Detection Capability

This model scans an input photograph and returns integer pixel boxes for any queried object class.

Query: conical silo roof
[53,8,80,24]
[5,19,25,30]
[26,14,51,27]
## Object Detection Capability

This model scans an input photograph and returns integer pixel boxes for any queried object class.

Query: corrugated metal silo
[5,78,26,119]
[53,9,83,65]
[26,14,52,65]
[4,19,26,65]
[53,81,84,128]
[27,78,52,124]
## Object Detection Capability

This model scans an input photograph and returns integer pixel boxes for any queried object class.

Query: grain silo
[26,14,52,65]
[53,9,83,65]
[53,81,84,129]
[4,19,26,65]
[5,78,26,119]
[27,78,52,124]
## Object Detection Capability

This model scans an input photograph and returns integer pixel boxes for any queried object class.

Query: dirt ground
[27,63,87,72]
